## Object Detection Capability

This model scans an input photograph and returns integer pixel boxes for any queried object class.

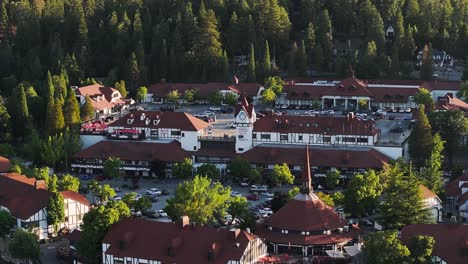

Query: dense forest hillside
[0,0,466,96]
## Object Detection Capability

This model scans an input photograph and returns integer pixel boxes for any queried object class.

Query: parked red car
[246,194,259,201]
[96,175,106,181]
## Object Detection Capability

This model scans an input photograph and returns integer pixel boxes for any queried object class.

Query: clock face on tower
[239,112,246,121]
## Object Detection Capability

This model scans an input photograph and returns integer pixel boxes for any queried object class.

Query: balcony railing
[199,135,236,142]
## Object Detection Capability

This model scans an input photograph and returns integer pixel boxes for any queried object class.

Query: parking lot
[79,176,290,223]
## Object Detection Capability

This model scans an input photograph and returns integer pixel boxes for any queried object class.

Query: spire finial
[301,144,312,194]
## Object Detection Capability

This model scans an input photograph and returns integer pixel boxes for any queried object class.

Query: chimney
[140,112,146,121]
[145,118,150,125]
[34,180,46,190]
[245,228,251,234]
[180,216,190,228]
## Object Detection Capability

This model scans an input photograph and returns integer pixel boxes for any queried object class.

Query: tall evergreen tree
[420,44,434,80]
[288,42,298,76]
[126,52,139,95]
[47,96,65,136]
[114,80,127,98]
[80,95,94,121]
[9,84,29,139]
[221,50,229,82]
[361,0,385,54]
[419,133,445,194]
[247,43,256,81]
[63,87,81,130]
[297,40,307,76]
[316,10,332,70]
[0,1,8,34]
[262,40,271,78]
[400,25,416,60]
[409,105,433,168]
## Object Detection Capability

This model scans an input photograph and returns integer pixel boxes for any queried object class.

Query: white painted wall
[58,198,89,231]
[180,130,202,151]
[16,208,48,240]
[373,146,403,159]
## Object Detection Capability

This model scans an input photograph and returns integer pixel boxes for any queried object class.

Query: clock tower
[235,97,255,153]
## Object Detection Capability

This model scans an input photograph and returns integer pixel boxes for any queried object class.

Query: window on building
[238,148,244,152]
[193,146,197,151]
[182,133,185,137]
[343,137,355,143]
[253,134,257,139]
[260,134,271,140]
[323,136,331,143]
[357,137,368,143]
[171,130,181,136]
[280,134,288,141]
[298,135,303,141]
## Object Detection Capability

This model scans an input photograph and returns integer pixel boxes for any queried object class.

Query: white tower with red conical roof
[234,97,256,153]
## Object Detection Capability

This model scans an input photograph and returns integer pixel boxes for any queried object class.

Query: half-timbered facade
[0,173,89,240]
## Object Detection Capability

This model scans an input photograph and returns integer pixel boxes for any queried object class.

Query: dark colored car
[246,194,259,201]
[96,175,106,181]
[81,175,92,180]
[160,106,175,112]
[161,189,170,195]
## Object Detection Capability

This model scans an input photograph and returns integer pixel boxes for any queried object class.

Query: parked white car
[259,208,273,215]
[209,107,221,111]
[263,192,274,198]
[194,113,208,118]
[231,191,242,197]
[156,210,168,217]
[146,188,162,196]
[112,196,122,201]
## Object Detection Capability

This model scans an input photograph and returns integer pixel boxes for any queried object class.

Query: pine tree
[361,0,385,54]
[159,39,168,79]
[420,44,434,80]
[288,42,298,76]
[262,40,271,78]
[316,10,332,70]
[247,43,256,81]
[377,161,431,229]
[297,40,307,76]
[390,40,400,78]
[0,1,8,33]
[127,52,139,95]
[409,105,433,168]
[48,96,65,136]
[114,80,127,98]
[46,71,55,99]
[221,50,229,82]
[420,133,445,194]
[400,25,416,60]
[80,95,94,121]
[63,87,81,130]
[133,10,143,43]
[9,84,29,139]
[405,0,420,26]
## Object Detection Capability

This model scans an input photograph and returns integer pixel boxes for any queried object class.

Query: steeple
[242,96,249,108]
[301,144,312,194]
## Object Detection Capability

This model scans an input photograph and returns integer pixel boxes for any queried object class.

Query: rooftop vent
[140,113,146,121]
[145,118,150,125]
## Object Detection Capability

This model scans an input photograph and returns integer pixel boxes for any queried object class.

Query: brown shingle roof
[401,224,468,264]
[0,156,11,172]
[148,82,261,99]
[61,191,90,206]
[108,111,210,131]
[0,173,52,219]
[74,141,190,162]
[253,115,378,136]
[240,145,391,169]
[102,217,258,263]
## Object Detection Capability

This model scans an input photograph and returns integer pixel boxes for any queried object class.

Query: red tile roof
[240,145,391,169]
[61,191,90,206]
[419,185,439,199]
[264,198,348,232]
[108,111,210,131]
[0,156,11,172]
[234,96,254,118]
[437,94,468,114]
[74,141,190,162]
[255,223,360,246]
[75,84,125,111]
[254,115,378,136]
[148,82,261,99]
[285,78,460,102]
[401,224,468,264]
[445,173,468,197]
[103,217,259,263]
[0,173,52,219]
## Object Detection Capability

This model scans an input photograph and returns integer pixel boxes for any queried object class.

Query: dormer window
[127,119,134,125]
[153,120,160,125]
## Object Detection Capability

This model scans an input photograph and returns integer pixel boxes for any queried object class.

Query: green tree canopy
[172,158,193,179]
[114,80,128,98]
[225,93,238,106]
[414,88,433,108]
[63,87,81,130]
[377,161,431,229]
[269,163,294,186]
[135,86,147,102]
[47,192,65,233]
[408,235,435,264]
[0,209,15,237]
[80,95,94,121]
[165,175,231,225]
[166,90,180,104]
[208,90,223,105]
[260,88,277,106]
[58,174,80,192]
[325,170,340,189]
[344,170,382,216]
[363,230,410,264]
[8,229,40,263]
[264,76,285,96]
[419,133,444,194]
[103,157,122,179]
[196,163,219,180]
[409,105,433,168]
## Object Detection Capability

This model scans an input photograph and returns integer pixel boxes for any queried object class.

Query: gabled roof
[240,145,390,169]
[0,173,52,219]
[401,224,468,264]
[253,115,378,136]
[61,191,90,206]
[419,185,439,199]
[75,84,125,111]
[445,173,468,197]
[108,111,210,132]
[74,141,190,162]
[234,96,254,118]
[102,217,258,263]
[0,156,11,172]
